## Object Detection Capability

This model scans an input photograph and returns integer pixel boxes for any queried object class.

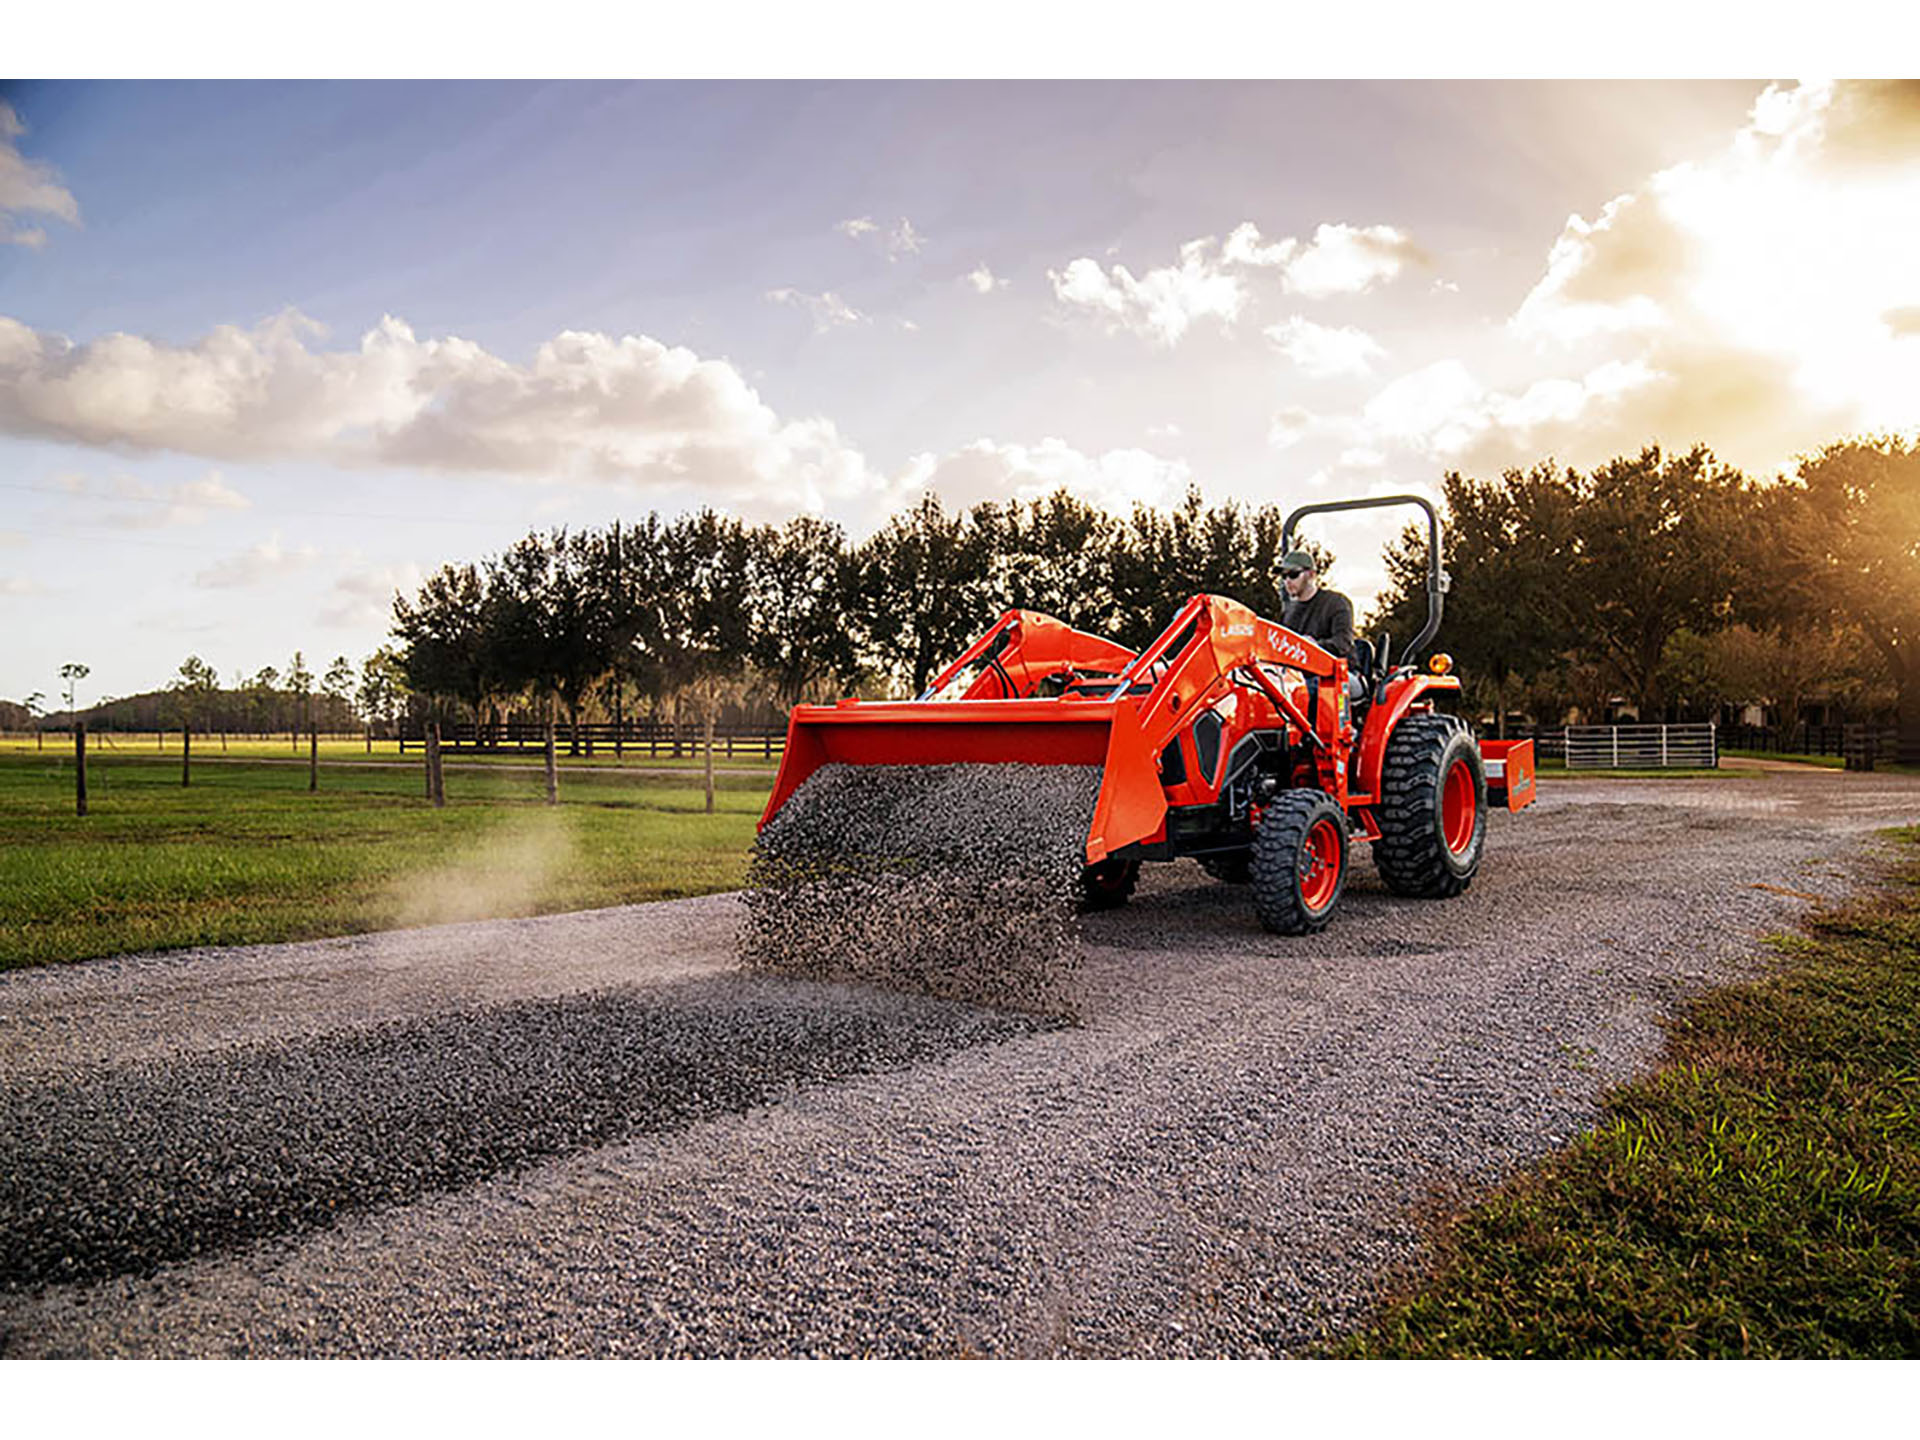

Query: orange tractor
[758,495,1535,934]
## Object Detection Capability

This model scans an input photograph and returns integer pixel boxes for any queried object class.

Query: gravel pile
[0,974,1053,1293]
[740,763,1104,1017]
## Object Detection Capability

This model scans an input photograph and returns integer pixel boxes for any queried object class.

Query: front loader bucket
[759,698,1167,863]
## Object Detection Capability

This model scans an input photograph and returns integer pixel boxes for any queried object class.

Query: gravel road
[3,769,1916,1357]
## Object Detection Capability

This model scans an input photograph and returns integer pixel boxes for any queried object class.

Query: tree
[392,563,506,733]
[988,491,1123,637]
[1780,436,1920,762]
[357,647,407,752]
[247,666,280,739]
[24,691,45,751]
[322,655,356,734]
[1367,448,1757,722]
[286,650,317,789]
[488,530,607,802]
[60,662,89,719]
[655,510,753,813]
[746,515,859,707]
[849,493,1000,694]
[169,655,218,786]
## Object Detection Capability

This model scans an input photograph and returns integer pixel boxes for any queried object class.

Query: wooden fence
[398,719,789,760]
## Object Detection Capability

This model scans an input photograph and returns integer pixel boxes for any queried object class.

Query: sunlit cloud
[1502,78,1920,470]
[1265,316,1387,377]
[1053,218,1421,346]
[1049,241,1246,346]
[1280,223,1423,298]
[900,437,1191,512]
[0,310,890,516]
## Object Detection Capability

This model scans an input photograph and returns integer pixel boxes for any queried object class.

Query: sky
[3,76,1919,708]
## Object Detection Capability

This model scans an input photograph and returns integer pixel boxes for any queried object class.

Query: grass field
[0,734,781,771]
[1332,827,1920,1358]
[0,751,770,972]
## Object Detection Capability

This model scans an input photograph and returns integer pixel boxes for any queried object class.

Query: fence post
[75,720,88,817]
[1660,724,1668,767]
[1611,727,1619,768]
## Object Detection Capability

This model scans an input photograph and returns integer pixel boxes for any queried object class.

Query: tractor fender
[1354,672,1463,801]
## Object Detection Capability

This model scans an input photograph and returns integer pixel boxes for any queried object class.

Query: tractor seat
[1347,637,1375,703]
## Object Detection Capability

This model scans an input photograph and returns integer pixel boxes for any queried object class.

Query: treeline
[1367,437,1919,747]
[389,434,1917,753]
[388,491,1318,742]
[32,652,404,742]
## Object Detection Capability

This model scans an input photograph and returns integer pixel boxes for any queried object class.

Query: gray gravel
[741,763,1102,1017]
[2,769,1916,1357]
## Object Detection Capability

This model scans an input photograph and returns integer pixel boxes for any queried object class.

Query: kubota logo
[1263,626,1311,665]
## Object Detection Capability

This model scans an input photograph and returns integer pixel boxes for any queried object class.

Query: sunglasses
[1281,569,1304,580]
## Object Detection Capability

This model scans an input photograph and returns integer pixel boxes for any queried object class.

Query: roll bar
[1281,493,1449,663]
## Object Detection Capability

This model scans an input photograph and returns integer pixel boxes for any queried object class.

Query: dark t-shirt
[1281,587,1354,659]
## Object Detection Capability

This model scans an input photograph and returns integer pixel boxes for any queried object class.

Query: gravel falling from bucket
[739,763,1105,1019]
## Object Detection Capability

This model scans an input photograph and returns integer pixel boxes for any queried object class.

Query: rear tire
[1250,790,1348,934]
[1079,857,1140,911]
[1374,714,1487,898]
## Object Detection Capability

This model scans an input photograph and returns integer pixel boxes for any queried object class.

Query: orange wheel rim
[1300,817,1343,910]
[1442,759,1477,854]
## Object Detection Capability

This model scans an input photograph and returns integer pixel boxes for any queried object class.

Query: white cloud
[321,560,425,628]
[1265,316,1387,378]
[75,470,252,529]
[765,288,869,332]
[195,533,319,589]
[837,214,925,262]
[1268,405,1316,451]
[966,264,1008,294]
[0,311,886,516]
[900,438,1191,512]
[1221,222,1298,269]
[0,102,80,248]
[1049,240,1245,346]
[1281,223,1423,298]
[1052,218,1421,346]
[887,218,925,260]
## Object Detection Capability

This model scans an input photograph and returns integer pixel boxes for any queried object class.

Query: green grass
[1330,828,1920,1358]
[1721,748,1845,769]
[0,735,781,771]
[0,752,771,972]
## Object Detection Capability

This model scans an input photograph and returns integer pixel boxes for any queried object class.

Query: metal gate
[1564,724,1718,770]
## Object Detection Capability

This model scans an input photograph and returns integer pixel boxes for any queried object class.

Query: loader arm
[1108,594,1346,760]
[919,609,1138,701]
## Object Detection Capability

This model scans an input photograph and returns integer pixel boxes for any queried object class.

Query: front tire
[1250,790,1349,934]
[1374,714,1487,897]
